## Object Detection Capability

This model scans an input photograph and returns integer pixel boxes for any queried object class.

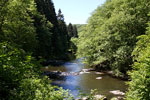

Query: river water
[42,59,127,99]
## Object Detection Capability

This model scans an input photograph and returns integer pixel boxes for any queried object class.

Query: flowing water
[42,59,127,99]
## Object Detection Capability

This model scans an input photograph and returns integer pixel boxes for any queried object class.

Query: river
[42,59,127,99]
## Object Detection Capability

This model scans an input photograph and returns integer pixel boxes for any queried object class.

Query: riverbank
[41,59,127,99]
[42,67,129,81]
[93,70,129,81]
[90,64,129,81]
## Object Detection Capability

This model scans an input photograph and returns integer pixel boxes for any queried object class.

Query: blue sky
[53,0,106,24]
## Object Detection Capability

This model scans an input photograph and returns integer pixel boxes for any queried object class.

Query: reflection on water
[43,59,127,99]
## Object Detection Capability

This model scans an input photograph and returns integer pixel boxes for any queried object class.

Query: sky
[53,0,106,24]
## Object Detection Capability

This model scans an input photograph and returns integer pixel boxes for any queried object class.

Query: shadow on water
[42,58,127,99]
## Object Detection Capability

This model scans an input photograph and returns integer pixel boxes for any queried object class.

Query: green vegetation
[68,23,78,38]
[34,0,71,60]
[0,42,73,100]
[0,0,37,52]
[75,24,87,33]
[1,0,150,99]
[0,0,72,60]
[76,0,150,99]
[77,0,150,77]
[126,23,150,100]
[0,0,76,100]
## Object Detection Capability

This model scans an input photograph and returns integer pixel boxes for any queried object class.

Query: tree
[126,23,150,100]
[35,0,70,59]
[0,0,76,100]
[35,0,59,59]
[0,42,39,99]
[57,9,69,58]
[77,0,150,77]
[67,23,74,39]
[73,25,78,38]
[0,0,37,52]
[33,13,53,59]
[0,0,9,36]
[67,23,78,39]
[0,42,73,100]
[57,9,65,21]
[35,0,58,26]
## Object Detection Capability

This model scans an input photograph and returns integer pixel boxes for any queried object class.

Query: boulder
[109,90,125,96]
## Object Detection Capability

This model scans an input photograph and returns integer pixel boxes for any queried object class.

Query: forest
[0,0,150,100]
[0,0,77,99]
[76,0,150,99]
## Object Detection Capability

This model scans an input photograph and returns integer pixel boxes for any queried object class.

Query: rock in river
[96,77,102,80]
[109,90,125,96]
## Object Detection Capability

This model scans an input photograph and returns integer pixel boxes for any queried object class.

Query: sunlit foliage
[77,0,150,77]
[126,23,150,100]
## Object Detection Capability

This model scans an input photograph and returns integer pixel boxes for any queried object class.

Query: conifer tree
[33,13,53,59]
[67,23,74,39]
[73,25,78,38]
[67,24,78,38]
[35,0,58,26]
[57,9,65,21]
[57,9,69,58]
[35,0,67,59]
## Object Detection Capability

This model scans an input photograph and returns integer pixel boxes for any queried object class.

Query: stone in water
[96,77,102,80]
[109,90,125,95]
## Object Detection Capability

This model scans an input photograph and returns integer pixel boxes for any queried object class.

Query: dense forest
[76,0,150,99]
[1,0,150,100]
[0,0,77,99]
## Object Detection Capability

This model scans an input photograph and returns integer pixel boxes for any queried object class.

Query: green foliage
[0,0,8,35]
[126,23,150,100]
[11,77,73,100]
[0,42,39,99]
[0,0,78,100]
[87,89,98,100]
[0,0,37,52]
[35,0,70,60]
[0,0,73,60]
[70,38,78,54]
[35,0,58,27]
[68,23,78,39]
[57,9,70,59]
[0,42,73,100]
[77,89,105,100]
[77,0,150,76]
[75,24,87,33]
[73,25,78,38]
[33,12,53,59]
